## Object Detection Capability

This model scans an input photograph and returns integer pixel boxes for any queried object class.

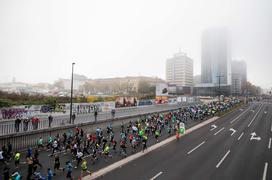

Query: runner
[65,161,73,179]
[14,151,20,168]
[47,168,53,180]
[75,150,83,169]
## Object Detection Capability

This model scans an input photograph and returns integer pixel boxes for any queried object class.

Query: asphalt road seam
[248,104,263,127]
[237,132,244,141]
[150,171,163,180]
[262,162,268,180]
[216,150,230,168]
[214,127,225,136]
[187,141,205,155]
[268,138,271,149]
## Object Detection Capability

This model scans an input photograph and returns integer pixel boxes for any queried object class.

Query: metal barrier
[0,103,184,135]
[0,106,186,150]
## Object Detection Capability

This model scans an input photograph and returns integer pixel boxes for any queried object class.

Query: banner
[115,96,137,108]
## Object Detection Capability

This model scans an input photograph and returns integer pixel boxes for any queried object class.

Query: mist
[0,0,271,89]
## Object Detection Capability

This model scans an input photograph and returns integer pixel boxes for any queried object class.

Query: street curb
[83,116,219,180]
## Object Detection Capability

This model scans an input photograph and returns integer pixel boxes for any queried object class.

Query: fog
[0,0,271,88]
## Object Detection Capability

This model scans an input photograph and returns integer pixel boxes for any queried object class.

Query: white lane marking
[248,104,263,127]
[270,123,272,132]
[229,128,236,136]
[214,127,225,136]
[262,162,268,180]
[216,150,231,168]
[82,117,220,180]
[187,141,206,155]
[230,106,252,124]
[210,124,217,131]
[237,132,244,141]
[268,138,272,149]
[150,172,163,180]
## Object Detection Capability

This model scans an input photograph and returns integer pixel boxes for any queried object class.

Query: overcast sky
[0,0,271,89]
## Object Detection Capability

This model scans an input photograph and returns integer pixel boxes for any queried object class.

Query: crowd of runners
[0,99,240,180]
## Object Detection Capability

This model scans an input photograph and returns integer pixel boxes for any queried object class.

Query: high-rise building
[201,28,231,85]
[231,60,247,95]
[166,52,193,88]
[231,60,247,85]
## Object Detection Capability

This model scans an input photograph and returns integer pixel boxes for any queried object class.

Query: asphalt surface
[96,101,272,180]
[0,102,227,180]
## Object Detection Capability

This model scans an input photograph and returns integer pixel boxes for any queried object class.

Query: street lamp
[69,62,75,124]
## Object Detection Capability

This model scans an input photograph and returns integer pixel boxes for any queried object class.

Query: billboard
[115,96,137,108]
[156,83,169,96]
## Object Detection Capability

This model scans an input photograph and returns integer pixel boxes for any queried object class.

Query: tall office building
[166,52,193,87]
[231,60,247,85]
[201,28,231,85]
[231,60,247,95]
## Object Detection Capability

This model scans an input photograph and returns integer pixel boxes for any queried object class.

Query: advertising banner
[115,96,137,108]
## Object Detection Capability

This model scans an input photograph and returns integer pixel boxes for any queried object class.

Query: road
[0,102,232,180]
[95,101,272,180]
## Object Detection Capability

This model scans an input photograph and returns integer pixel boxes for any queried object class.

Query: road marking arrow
[250,110,255,112]
[250,132,261,141]
[210,124,217,131]
[229,128,236,136]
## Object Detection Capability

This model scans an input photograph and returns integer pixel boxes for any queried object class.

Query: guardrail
[0,105,187,151]
[0,103,186,135]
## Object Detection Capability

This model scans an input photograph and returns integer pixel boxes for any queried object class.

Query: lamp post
[69,62,75,124]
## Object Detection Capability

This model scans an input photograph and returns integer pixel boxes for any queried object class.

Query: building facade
[166,52,193,88]
[201,28,231,85]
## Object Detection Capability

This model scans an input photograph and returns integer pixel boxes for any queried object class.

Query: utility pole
[69,62,75,124]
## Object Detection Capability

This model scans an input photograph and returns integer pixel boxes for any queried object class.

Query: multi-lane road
[95,101,272,180]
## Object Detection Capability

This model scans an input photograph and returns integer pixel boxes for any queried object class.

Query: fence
[0,105,184,151]
[0,103,185,135]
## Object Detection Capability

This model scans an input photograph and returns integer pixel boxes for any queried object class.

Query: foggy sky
[0,0,271,89]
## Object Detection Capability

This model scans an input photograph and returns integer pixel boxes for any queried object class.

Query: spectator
[14,117,21,133]
[72,113,76,124]
[23,117,30,131]
[94,110,98,122]
[48,114,53,128]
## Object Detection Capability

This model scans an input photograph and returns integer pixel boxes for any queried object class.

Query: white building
[166,52,193,88]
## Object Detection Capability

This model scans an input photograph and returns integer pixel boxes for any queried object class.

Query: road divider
[248,104,263,127]
[262,162,268,180]
[230,105,252,124]
[237,132,244,141]
[150,171,163,180]
[214,127,225,136]
[187,141,205,155]
[216,150,230,168]
[268,138,271,149]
